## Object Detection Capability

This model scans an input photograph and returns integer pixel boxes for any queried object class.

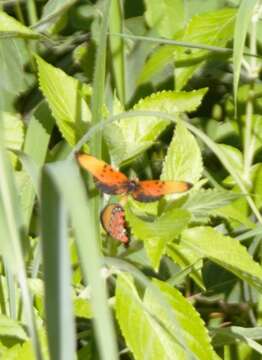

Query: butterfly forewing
[131,180,192,202]
[76,153,129,195]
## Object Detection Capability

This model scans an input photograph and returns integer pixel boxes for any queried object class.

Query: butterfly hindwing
[100,204,129,245]
[76,153,129,195]
[131,180,192,202]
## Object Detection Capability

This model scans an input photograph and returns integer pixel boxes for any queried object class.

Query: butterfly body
[76,153,192,202]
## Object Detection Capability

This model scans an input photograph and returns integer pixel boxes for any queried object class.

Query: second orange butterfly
[76,153,192,202]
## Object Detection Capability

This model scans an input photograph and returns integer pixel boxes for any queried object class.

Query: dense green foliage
[0,0,262,359]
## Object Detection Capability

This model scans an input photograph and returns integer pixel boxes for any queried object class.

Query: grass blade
[233,0,257,109]
[46,159,118,360]
[0,122,42,359]
[109,0,125,104]
[40,167,75,360]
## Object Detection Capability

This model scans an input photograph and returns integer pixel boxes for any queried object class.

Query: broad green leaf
[233,0,258,108]
[0,314,28,341]
[145,0,185,37]
[115,273,216,360]
[105,88,207,166]
[174,8,236,90]
[212,202,255,229]
[0,40,34,95]
[139,8,236,89]
[115,273,185,359]
[181,227,262,292]
[145,279,216,359]
[1,329,49,360]
[40,0,77,31]
[183,0,227,18]
[2,112,24,151]
[137,45,175,86]
[74,298,92,319]
[183,188,239,221]
[36,55,92,147]
[0,11,39,38]
[166,243,204,289]
[213,326,262,355]
[125,205,191,270]
[161,121,203,184]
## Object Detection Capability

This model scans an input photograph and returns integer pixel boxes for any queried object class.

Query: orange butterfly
[100,203,129,245]
[76,153,192,202]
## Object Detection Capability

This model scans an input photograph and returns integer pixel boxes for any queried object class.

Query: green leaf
[213,326,262,355]
[0,314,28,341]
[233,0,258,108]
[145,279,216,359]
[145,0,185,37]
[35,55,92,147]
[115,273,216,360]
[181,226,262,292]
[161,121,203,184]
[125,205,191,270]
[2,112,24,151]
[139,8,236,89]
[137,45,175,86]
[166,243,204,289]
[0,40,34,95]
[183,188,239,221]
[39,0,77,31]
[211,203,255,229]
[74,298,92,319]
[0,11,39,38]
[105,88,207,166]
[1,329,50,360]
[174,8,236,90]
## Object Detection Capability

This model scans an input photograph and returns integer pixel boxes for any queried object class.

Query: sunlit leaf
[125,205,191,270]
[161,121,203,184]
[105,88,207,166]
[0,11,39,38]
[36,55,92,147]
[115,273,216,360]
[145,0,185,37]
[181,226,262,292]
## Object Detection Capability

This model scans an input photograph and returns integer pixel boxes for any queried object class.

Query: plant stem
[243,5,260,182]
[26,0,38,25]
